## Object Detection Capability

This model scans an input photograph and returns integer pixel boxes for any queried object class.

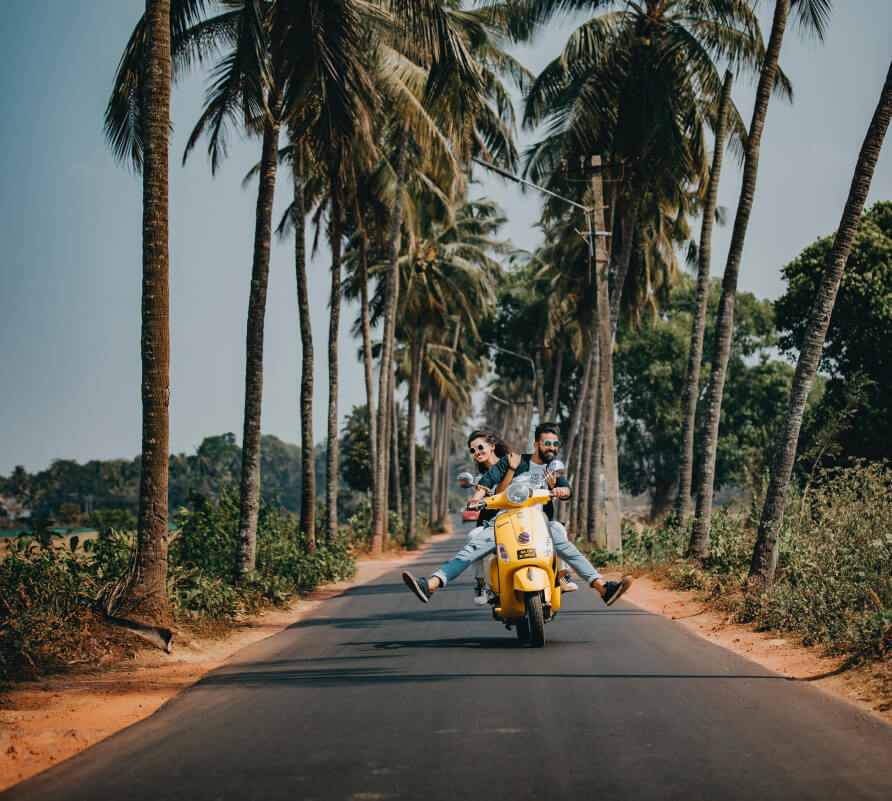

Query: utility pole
[473,156,621,551]
[590,157,622,551]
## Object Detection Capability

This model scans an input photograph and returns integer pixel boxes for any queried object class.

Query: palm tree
[513,0,765,546]
[673,70,734,530]
[273,0,380,542]
[291,141,316,548]
[103,0,215,626]
[748,61,891,588]
[126,0,174,625]
[368,0,494,552]
[177,0,284,577]
[400,198,507,534]
[519,0,761,327]
[356,1,526,551]
[689,0,831,559]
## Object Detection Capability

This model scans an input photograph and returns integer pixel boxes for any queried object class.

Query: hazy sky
[1,2,890,475]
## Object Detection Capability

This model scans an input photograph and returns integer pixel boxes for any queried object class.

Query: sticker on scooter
[516,547,537,559]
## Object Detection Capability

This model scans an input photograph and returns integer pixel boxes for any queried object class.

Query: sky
[0,2,890,475]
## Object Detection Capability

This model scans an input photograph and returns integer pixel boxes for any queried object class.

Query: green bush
[743,462,892,658]
[597,461,891,662]
[0,536,119,682]
[170,486,356,619]
[342,501,372,549]
[1,487,357,681]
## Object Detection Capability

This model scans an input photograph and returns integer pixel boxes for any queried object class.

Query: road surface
[3,521,891,801]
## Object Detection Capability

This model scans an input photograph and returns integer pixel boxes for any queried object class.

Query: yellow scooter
[457,462,565,647]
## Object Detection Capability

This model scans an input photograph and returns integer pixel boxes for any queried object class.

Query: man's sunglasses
[469,443,488,454]
[540,440,560,448]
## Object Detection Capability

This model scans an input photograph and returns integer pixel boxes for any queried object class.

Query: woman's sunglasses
[469,443,488,454]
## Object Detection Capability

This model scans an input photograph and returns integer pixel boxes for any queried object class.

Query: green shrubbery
[586,461,892,661]
[0,535,129,682]
[0,487,356,682]
[342,501,430,550]
[744,462,892,659]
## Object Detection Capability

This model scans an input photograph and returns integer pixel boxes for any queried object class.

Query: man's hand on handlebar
[551,486,570,500]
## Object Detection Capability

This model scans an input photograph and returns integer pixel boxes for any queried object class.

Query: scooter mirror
[456,472,477,488]
[547,459,565,477]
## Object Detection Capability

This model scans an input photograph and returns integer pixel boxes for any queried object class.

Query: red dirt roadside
[1,535,888,792]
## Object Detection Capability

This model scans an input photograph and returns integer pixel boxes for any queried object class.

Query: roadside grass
[0,486,361,684]
[585,461,892,702]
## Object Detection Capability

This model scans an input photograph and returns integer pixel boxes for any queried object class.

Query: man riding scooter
[402,422,633,606]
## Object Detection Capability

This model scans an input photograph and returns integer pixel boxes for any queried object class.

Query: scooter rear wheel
[525,593,546,647]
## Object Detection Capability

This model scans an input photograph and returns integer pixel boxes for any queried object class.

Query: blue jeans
[432,520,602,586]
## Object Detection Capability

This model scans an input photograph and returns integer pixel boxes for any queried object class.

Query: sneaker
[559,571,578,592]
[473,584,488,606]
[599,575,633,606]
[403,572,432,603]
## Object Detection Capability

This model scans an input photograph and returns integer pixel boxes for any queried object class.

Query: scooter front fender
[513,566,550,593]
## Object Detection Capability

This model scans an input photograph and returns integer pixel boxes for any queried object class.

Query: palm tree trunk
[372,118,410,552]
[563,343,594,471]
[235,86,283,579]
[534,347,546,421]
[548,345,563,420]
[577,355,598,540]
[428,400,441,527]
[567,432,582,533]
[390,393,402,517]
[382,374,391,521]
[115,0,172,624]
[690,0,789,560]
[574,412,590,538]
[437,399,452,522]
[749,62,892,588]
[440,323,462,523]
[587,355,604,547]
[592,164,621,551]
[673,71,734,529]
[406,330,425,542]
[355,196,377,522]
[608,194,641,335]
[326,182,343,541]
[293,142,315,552]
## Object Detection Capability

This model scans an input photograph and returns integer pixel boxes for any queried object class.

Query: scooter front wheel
[515,617,530,642]
[525,593,546,647]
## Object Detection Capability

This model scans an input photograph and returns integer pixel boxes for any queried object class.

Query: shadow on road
[196,665,788,688]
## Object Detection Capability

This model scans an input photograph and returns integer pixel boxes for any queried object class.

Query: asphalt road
[4,520,891,801]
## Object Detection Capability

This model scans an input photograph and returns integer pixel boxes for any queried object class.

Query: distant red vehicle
[461,508,478,524]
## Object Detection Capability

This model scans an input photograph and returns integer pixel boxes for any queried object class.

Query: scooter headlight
[506,484,532,505]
